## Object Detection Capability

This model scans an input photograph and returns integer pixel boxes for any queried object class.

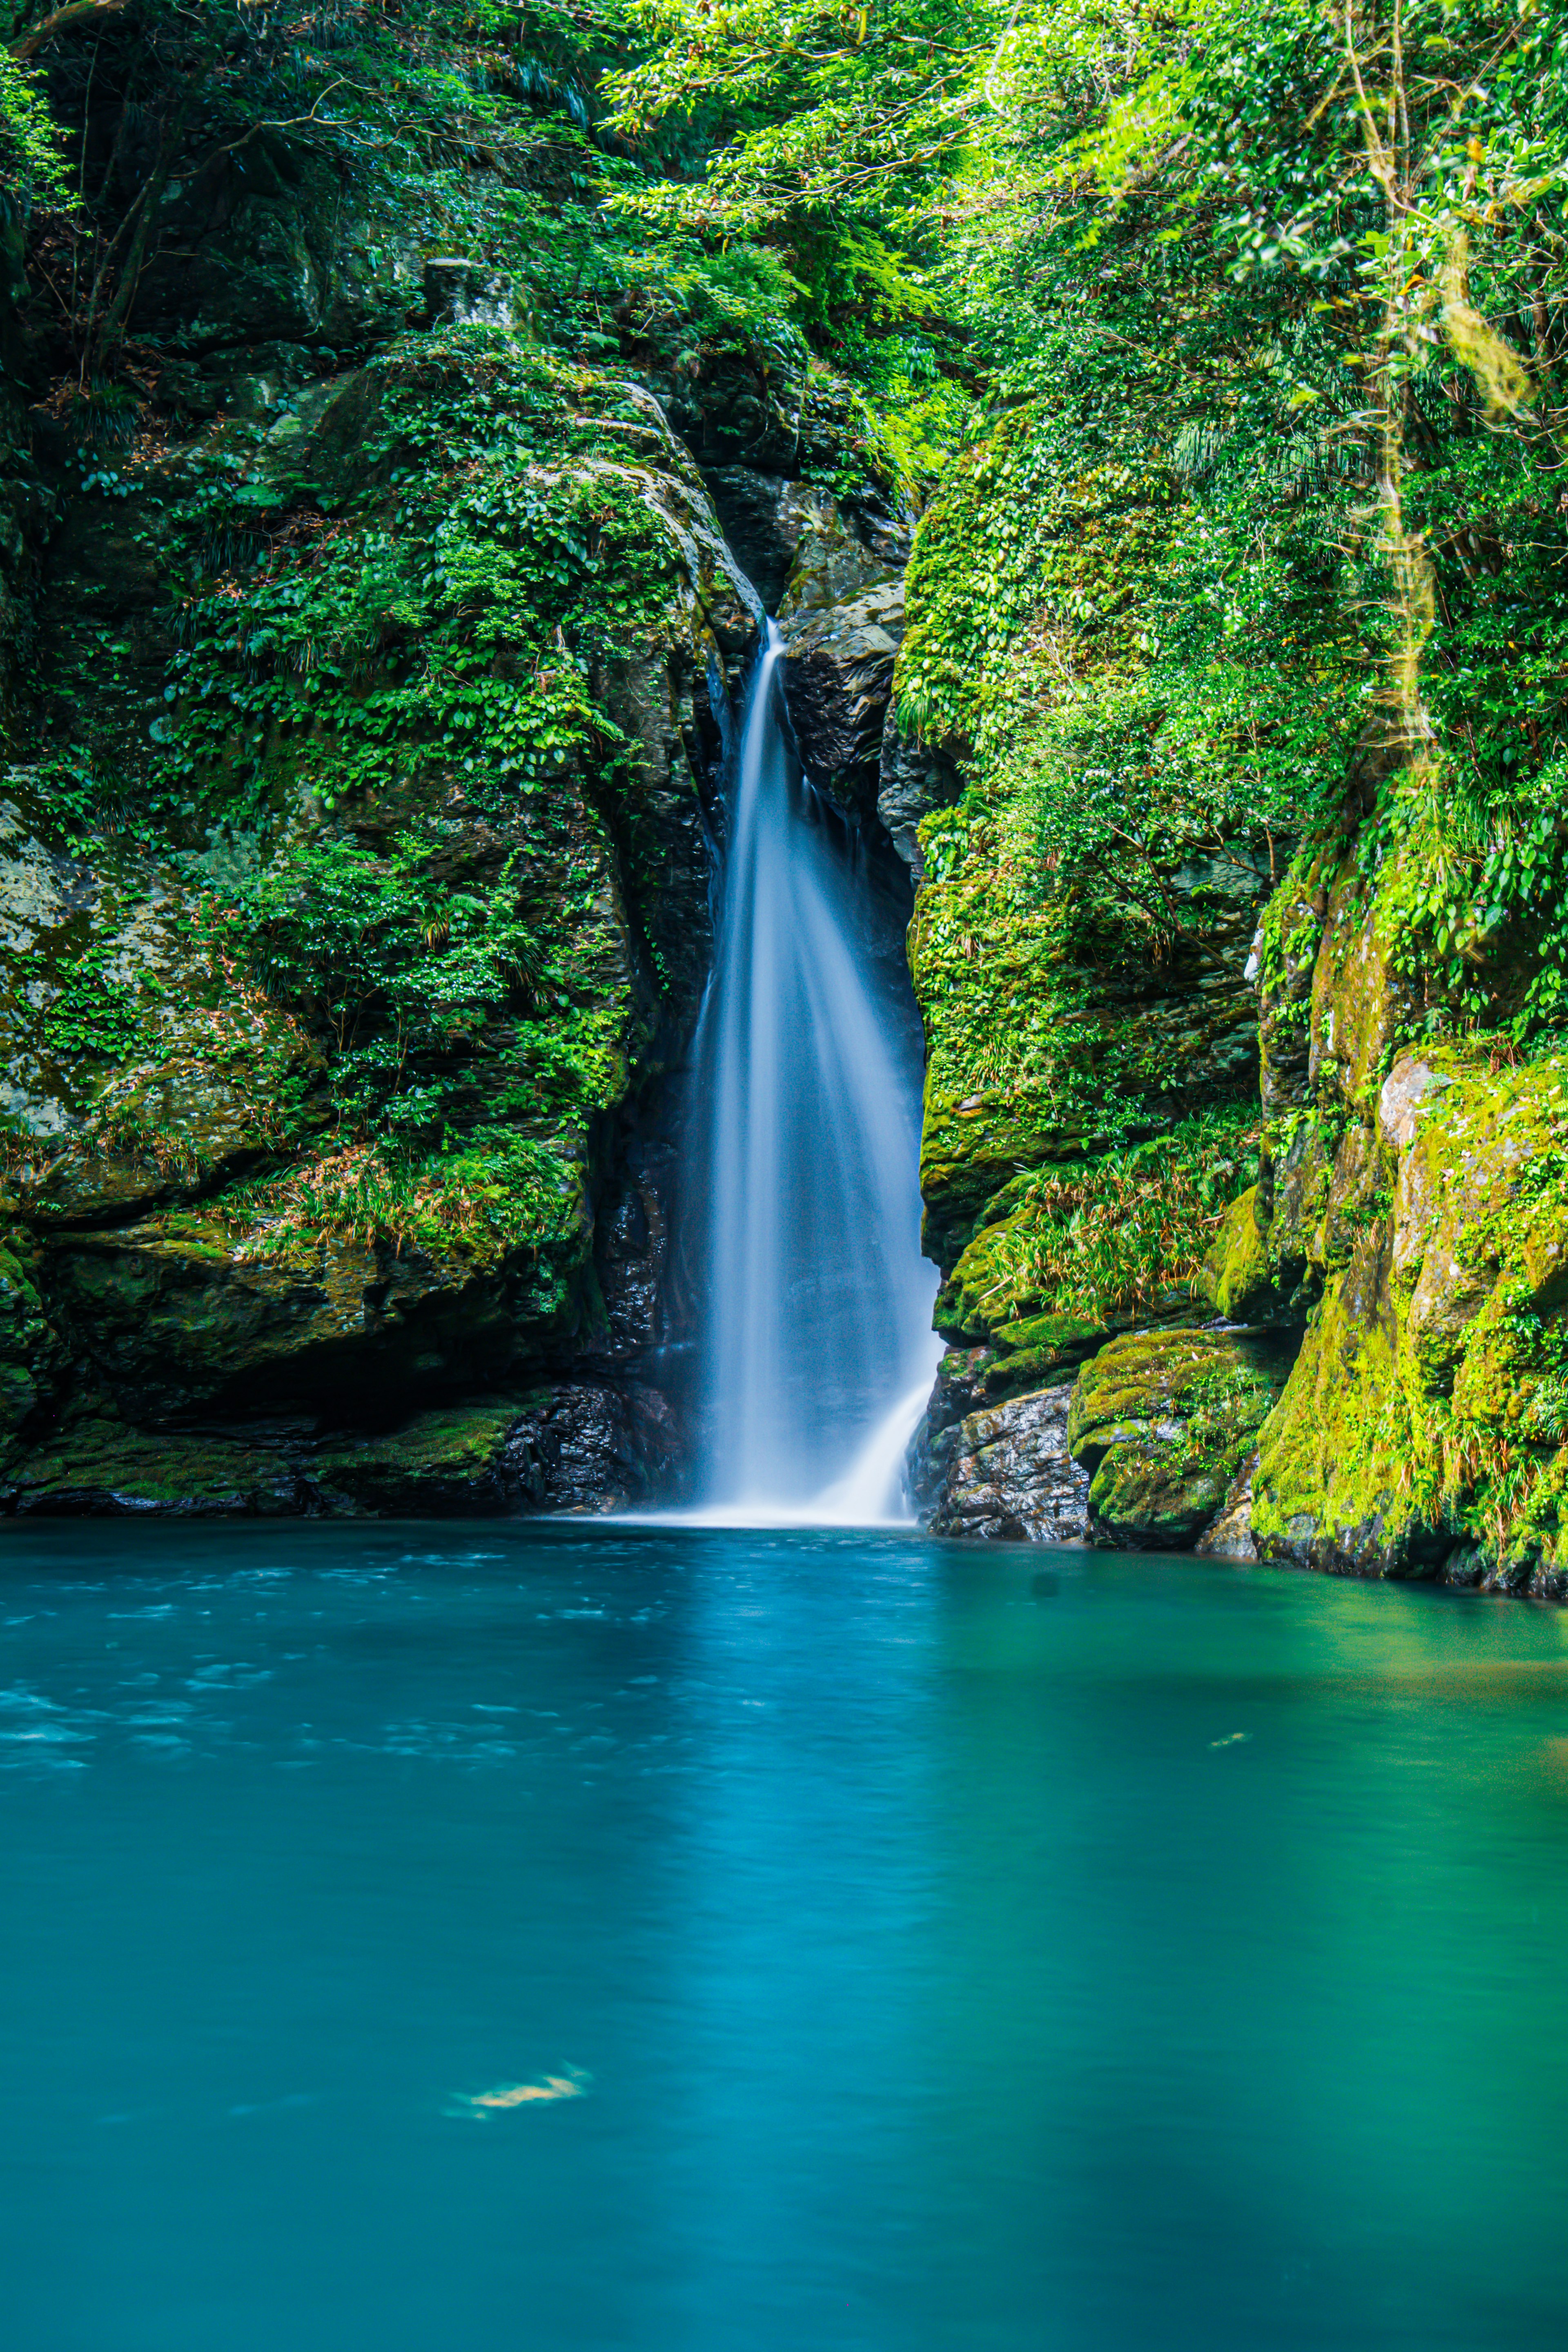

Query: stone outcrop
[781,574,904,811]
[773,494,907,815]
[1067,1327,1292,1551]
[923,1383,1088,1543]
[0,145,793,1517]
[1249,1045,1568,1597]
[876,716,962,880]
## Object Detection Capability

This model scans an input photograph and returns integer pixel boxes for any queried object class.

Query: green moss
[1309,850,1423,1115]
[313,1396,548,1515]
[1249,1224,1417,1571]
[1198,1187,1281,1322]
[899,332,1365,1272]
[934,1111,1258,1340]
[1251,1047,1568,1577]
[993,1308,1107,1356]
[2,1419,299,1515]
[1068,1327,1289,1549]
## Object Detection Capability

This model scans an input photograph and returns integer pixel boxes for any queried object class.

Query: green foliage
[944,1109,1261,1334]
[245,829,540,1102]
[152,343,682,826]
[220,1131,577,1270]
[0,50,70,203]
[41,939,155,1063]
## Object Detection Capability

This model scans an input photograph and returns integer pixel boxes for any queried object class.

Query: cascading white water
[689,620,940,1522]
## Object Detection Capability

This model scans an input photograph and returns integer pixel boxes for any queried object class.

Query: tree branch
[9,0,131,63]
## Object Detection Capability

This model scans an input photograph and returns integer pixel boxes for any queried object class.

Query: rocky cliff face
[0,124,906,1517]
[898,392,1568,1601]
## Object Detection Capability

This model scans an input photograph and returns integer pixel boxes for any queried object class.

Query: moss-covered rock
[38,1205,560,1426]
[312,1386,673,1519]
[1197,1187,1283,1322]
[1250,1048,1568,1593]
[899,396,1289,1279]
[0,316,768,1507]
[312,1399,547,1515]
[1307,851,1421,1115]
[1248,1223,1412,1572]
[1194,1455,1261,1561]
[1,1417,302,1515]
[1068,1327,1292,1550]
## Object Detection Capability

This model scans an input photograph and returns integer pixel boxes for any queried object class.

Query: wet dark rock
[877,715,963,878]
[701,469,822,613]
[924,1383,1088,1543]
[0,1377,681,1519]
[503,1381,678,1513]
[781,577,904,813]
[906,1343,995,1516]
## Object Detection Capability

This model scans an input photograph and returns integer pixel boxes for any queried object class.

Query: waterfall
[688,621,940,1522]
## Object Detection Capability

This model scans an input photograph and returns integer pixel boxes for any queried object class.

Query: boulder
[907,1343,999,1515]
[1194,1455,1261,1561]
[1068,1327,1292,1550]
[503,1381,679,1513]
[926,1383,1088,1542]
[780,576,904,807]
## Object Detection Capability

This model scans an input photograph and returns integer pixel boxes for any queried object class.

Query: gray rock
[906,1343,997,1515]
[877,712,962,878]
[701,470,829,612]
[781,575,904,807]
[423,256,516,329]
[924,1382,1088,1542]
[1194,1455,1260,1559]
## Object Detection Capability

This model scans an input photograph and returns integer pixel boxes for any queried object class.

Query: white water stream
[688,621,940,1523]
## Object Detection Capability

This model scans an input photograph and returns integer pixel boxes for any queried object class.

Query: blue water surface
[1,1520,1566,2351]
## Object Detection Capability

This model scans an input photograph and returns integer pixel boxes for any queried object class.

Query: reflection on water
[448,2068,591,2118]
[0,1521,1566,2350]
